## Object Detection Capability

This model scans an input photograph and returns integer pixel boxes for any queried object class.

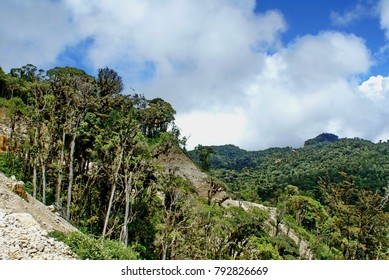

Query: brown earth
[157,145,228,203]
[0,173,77,234]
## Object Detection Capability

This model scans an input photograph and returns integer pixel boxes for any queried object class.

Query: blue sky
[255,0,385,74]
[2,0,389,150]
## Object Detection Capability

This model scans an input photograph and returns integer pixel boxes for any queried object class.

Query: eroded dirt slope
[158,146,228,202]
[0,173,78,260]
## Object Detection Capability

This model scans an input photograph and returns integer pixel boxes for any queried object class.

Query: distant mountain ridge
[189,133,388,202]
[303,133,339,146]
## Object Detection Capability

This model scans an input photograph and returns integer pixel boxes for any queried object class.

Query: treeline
[190,135,389,259]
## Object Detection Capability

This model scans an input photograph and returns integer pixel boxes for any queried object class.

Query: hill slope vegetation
[0,64,388,260]
[189,135,389,259]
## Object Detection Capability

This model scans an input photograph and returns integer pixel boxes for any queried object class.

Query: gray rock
[0,209,77,260]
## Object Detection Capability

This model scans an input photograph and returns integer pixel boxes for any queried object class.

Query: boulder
[6,180,28,201]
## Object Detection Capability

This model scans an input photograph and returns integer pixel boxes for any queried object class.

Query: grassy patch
[49,231,142,260]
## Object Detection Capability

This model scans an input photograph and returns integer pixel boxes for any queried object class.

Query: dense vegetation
[0,64,314,260]
[190,134,389,259]
[1,64,387,260]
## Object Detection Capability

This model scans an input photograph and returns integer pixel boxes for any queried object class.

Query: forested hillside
[0,64,387,260]
[0,64,312,260]
[190,133,389,259]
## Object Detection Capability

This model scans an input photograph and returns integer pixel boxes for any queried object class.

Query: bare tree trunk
[121,171,133,246]
[8,119,15,152]
[66,131,77,221]
[162,241,168,260]
[102,146,124,239]
[32,126,39,199]
[33,163,37,198]
[41,157,46,205]
[56,128,66,210]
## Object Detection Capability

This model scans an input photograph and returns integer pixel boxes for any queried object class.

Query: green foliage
[319,173,389,259]
[49,231,141,260]
[97,67,124,97]
[268,235,300,259]
[0,97,27,116]
[0,64,182,260]
[283,195,329,232]
[188,134,389,259]
[238,236,282,260]
[4,64,387,260]
[141,97,176,138]
[194,144,215,171]
[0,152,24,181]
[196,136,389,204]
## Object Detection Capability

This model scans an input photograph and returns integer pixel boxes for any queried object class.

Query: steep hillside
[0,173,78,259]
[221,199,313,259]
[188,135,389,260]
[0,173,77,233]
[159,146,314,259]
[158,145,228,203]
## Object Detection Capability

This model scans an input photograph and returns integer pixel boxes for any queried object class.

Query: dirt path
[222,199,313,259]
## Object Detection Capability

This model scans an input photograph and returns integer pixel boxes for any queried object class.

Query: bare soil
[0,172,77,234]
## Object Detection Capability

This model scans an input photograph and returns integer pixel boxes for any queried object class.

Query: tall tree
[101,101,141,238]
[194,145,215,171]
[142,98,176,138]
[97,67,124,113]
[47,67,96,219]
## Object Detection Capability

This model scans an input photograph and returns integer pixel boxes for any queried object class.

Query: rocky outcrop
[6,176,28,201]
[0,173,78,260]
[0,209,77,260]
[0,173,77,233]
[158,146,228,203]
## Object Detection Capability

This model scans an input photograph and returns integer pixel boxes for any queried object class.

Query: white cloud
[379,0,389,38]
[359,75,389,100]
[240,31,375,149]
[330,3,373,27]
[61,0,286,110]
[0,0,286,150]
[175,109,248,150]
[3,1,389,151]
[0,0,79,71]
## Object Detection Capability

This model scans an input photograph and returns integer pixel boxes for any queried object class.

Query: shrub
[49,231,142,260]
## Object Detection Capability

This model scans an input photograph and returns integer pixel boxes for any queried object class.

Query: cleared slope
[0,173,77,234]
[158,146,228,202]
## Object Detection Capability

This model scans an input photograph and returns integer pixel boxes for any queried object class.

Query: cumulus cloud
[0,0,79,71]
[359,75,389,100]
[2,0,389,150]
[61,0,286,110]
[61,0,288,149]
[240,31,375,149]
[175,109,248,149]
[358,75,389,141]
[330,2,374,27]
[0,0,286,149]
